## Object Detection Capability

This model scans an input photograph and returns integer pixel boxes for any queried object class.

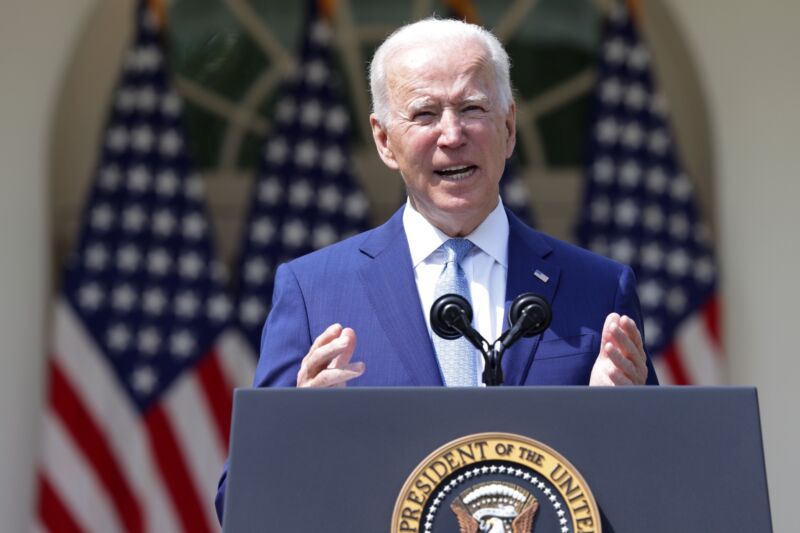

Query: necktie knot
[442,238,474,266]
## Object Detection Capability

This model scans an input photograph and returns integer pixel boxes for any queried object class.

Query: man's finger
[330,328,357,368]
[309,323,343,353]
[601,342,638,383]
[619,315,645,353]
[589,349,633,386]
[609,322,642,362]
[600,313,619,346]
[607,322,648,381]
[302,333,354,375]
[304,363,365,388]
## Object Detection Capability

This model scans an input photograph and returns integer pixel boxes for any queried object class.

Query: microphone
[496,293,552,351]
[508,292,552,337]
[430,292,552,386]
[430,294,489,352]
[430,294,473,340]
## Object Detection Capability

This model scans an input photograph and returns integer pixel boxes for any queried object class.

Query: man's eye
[463,105,485,113]
[413,111,434,120]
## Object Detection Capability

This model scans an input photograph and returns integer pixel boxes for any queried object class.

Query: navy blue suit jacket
[216,207,657,520]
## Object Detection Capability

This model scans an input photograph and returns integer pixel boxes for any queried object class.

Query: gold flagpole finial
[146,0,168,30]
[318,0,337,21]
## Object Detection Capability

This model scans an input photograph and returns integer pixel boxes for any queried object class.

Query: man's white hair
[369,18,513,126]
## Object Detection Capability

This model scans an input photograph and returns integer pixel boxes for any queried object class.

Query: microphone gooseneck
[430,292,552,386]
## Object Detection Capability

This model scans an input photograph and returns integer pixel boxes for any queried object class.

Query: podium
[222,387,772,532]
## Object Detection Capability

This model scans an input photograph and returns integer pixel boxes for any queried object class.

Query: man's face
[370,39,516,236]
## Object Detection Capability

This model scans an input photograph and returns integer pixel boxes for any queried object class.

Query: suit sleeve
[615,265,659,385]
[253,262,314,387]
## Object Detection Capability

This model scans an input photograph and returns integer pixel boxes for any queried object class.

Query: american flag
[35,2,253,531]
[577,1,723,384]
[235,0,371,351]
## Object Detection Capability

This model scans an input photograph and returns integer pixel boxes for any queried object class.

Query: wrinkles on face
[386,48,499,131]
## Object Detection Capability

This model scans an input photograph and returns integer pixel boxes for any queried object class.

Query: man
[217,17,656,521]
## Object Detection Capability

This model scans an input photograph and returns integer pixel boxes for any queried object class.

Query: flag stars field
[289,180,314,207]
[326,106,349,133]
[244,258,271,284]
[233,6,371,349]
[182,213,207,240]
[147,248,172,275]
[318,184,342,212]
[116,244,142,271]
[322,146,345,173]
[100,165,122,189]
[137,327,162,355]
[282,219,308,248]
[143,287,168,315]
[85,243,109,270]
[156,169,180,196]
[128,165,152,192]
[206,294,232,322]
[239,297,267,326]
[131,365,158,395]
[122,206,148,233]
[78,283,105,311]
[250,217,276,244]
[258,177,283,204]
[266,137,289,164]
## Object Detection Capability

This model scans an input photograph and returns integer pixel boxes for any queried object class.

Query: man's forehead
[385,41,494,102]
[387,39,490,73]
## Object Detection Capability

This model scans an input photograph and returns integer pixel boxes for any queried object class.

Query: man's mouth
[434,165,477,180]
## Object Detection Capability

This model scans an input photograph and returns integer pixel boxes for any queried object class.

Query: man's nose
[437,110,466,148]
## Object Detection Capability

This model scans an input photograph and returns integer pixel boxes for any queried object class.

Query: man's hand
[589,313,648,386]
[297,323,365,387]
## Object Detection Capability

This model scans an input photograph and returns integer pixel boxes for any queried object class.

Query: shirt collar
[402,198,509,268]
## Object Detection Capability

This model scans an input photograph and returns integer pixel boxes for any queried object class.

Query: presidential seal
[391,433,601,533]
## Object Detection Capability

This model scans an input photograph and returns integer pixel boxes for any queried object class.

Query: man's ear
[370,114,400,170]
[504,102,517,159]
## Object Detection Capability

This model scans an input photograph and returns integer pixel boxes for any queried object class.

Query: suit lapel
[501,211,561,385]
[358,208,442,385]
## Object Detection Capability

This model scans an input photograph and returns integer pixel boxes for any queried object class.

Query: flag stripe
[164,368,228,530]
[50,360,143,532]
[146,406,214,533]
[662,344,690,385]
[675,313,724,384]
[40,414,121,533]
[703,295,722,347]
[196,350,234,451]
[651,357,672,385]
[217,329,258,388]
[53,299,182,532]
[37,474,85,533]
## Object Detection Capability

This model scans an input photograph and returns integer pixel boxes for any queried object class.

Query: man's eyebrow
[407,98,436,113]
[462,94,490,106]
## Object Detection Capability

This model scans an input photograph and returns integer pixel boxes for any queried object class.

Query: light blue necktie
[433,238,478,386]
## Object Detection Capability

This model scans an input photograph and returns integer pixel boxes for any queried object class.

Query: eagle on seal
[450,493,538,533]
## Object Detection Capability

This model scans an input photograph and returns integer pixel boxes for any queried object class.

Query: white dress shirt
[402,199,509,381]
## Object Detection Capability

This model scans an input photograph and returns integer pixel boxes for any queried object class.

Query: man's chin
[422,203,493,237]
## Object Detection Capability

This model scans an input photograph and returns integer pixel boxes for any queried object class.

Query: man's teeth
[436,166,475,178]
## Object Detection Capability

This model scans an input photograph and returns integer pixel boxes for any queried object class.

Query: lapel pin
[533,269,549,283]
